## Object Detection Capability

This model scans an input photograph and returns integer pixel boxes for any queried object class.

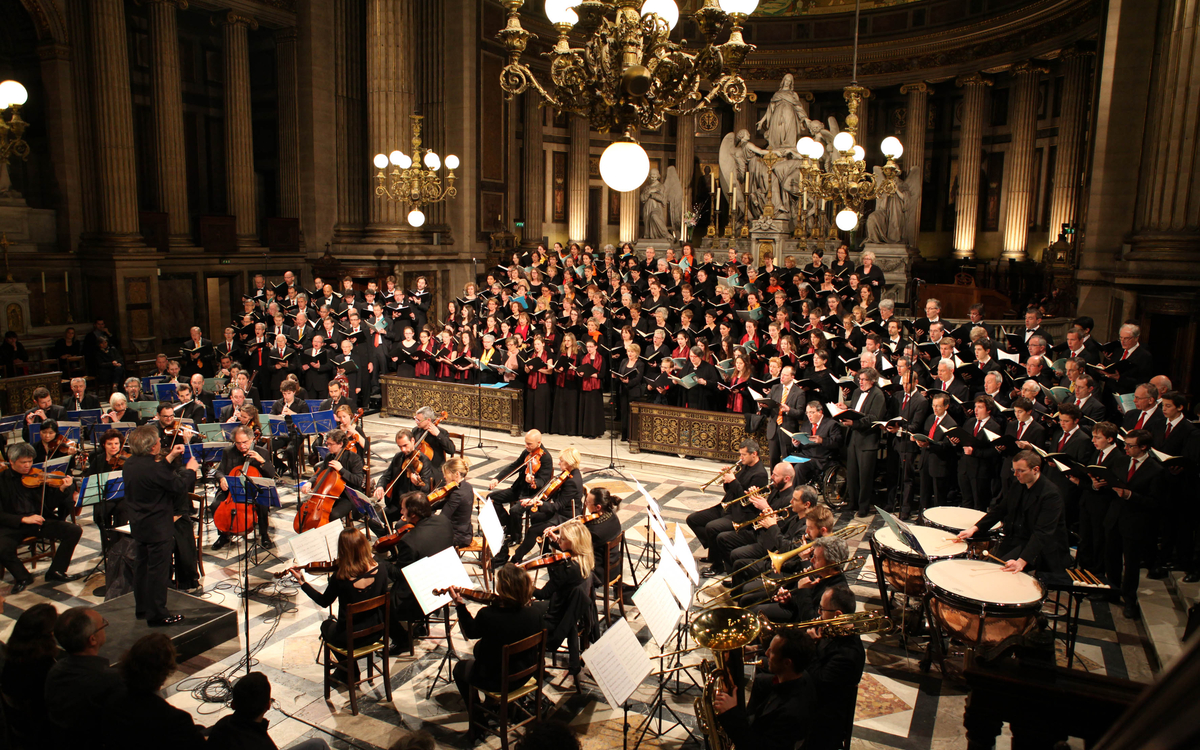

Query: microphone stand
[467,256,492,457]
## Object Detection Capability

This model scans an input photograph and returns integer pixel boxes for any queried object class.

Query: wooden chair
[599,533,626,627]
[5,537,57,580]
[467,630,546,750]
[458,537,493,591]
[322,594,391,716]
[446,431,466,457]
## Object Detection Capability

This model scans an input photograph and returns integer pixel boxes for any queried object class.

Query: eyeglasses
[97,618,110,631]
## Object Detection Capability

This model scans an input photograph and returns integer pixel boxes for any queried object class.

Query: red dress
[414,341,434,378]
[435,343,454,380]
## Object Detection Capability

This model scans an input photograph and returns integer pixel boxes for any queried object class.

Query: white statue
[865,165,922,245]
[757,74,809,152]
[640,167,684,240]
[718,129,770,219]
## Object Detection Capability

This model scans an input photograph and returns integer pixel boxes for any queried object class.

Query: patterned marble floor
[0,416,1159,749]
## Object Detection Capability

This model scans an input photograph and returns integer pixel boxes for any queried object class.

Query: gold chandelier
[0,80,30,194]
[496,0,760,192]
[372,114,459,228]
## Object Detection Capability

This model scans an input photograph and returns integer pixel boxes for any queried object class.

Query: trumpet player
[711,463,795,584]
[687,439,769,578]
[735,491,828,606]
[807,587,867,750]
[754,536,851,624]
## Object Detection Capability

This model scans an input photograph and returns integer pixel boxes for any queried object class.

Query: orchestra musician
[219,388,249,422]
[172,383,207,424]
[755,536,852,624]
[188,373,217,421]
[101,392,144,426]
[373,429,435,523]
[534,522,595,693]
[734,494,827,607]
[412,406,455,471]
[211,426,277,551]
[66,377,101,412]
[300,429,366,523]
[712,463,795,585]
[487,430,554,555]
[388,492,454,650]
[686,439,769,578]
[713,630,816,750]
[123,424,201,625]
[270,380,310,475]
[32,419,78,466]
[84,429,128,528]
[319,378,351,413]
[22,387,68,442]
[805,586,867,750]
[434,457,474,548]
[290,527,393,647]
[0,443,82,593]
[511,447,584,564]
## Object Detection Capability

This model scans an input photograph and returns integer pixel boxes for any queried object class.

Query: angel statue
[865,165,923,245]
[719,129,770,220]
[757,74,809,152]
[805,116,840,172]
[641,168,684,240]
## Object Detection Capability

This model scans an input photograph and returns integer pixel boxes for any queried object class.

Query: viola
[517,550,573,571]
[273,560,337,579]
[293,443,351,533]
[21,468,72,489]
[427,480,460,510]
[526,468,570,512]
[416,410,449,460]
[432,585,500,605]
[215,452,264,536]
[524,447,544,486]
[372,522,414,554]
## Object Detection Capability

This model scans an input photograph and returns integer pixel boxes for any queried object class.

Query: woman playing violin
[210,426,276,551]
[534,522,595,692]
[32,420,77,466]
[511,447,584,564]
[290,527,394,648]
[334,404,364,450]
[435,457,474,547]
[82,429,129,528]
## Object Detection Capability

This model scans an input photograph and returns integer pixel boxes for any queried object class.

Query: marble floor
[0,416,1162,749]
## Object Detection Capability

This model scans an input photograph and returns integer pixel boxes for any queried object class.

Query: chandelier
[0,80,30,195]
[372,114,460,228]
[496,0,760,192]
[793,0,901,232]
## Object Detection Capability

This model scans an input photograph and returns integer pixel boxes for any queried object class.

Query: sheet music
[632,568,683,647]
[657,545,693,606]
[633,477,661,517]
[478,498,505,556]
[582,617,653,709]
[401,547,474,615]
[672,523,700,585]
[646,510,673,553]
[286,522,343,566]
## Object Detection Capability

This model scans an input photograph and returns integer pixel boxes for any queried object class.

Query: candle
[715,185,720,211]
[731,187,737,213]
[64,271,69,293]
[745,171,750,198]
[41,272,45,293]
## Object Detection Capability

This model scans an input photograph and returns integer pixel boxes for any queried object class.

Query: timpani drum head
[924,559,1044,607]
[874,524,968,562]
[920,506,987,533]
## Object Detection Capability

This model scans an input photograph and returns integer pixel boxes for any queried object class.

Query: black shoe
[1122,603,1140,619]
[212,535,230,551]
[1148,567,1169,580]
[700,566,724,578]
[1184,572,1200,583]
[261,537,276,550]
[855,510,871,519]
[45,570,82,583]
[697,555,711,563]
[148,614,186,627]
[10,580,32,594]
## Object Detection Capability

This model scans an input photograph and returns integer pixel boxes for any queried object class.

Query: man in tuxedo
[981,371,1011,409]
[219,388,249,422]
[803,586,866,750]
[1022,308,1054,353]
[1102,429,1164,618]
[966,303,995,340]
[1123,383,1165,433]
[886,370,929,518]
[0,443,82,593]
[173,382,207,424]
[412,406,455,472]
[767,365,806,467]
[953,395,1004,512]
[789,401,843,486]
[1070,374,1107,422]
[1043,404,1093,527]
[931,359,970,421]
[299,334,333,397]
[1105,323,1154,396]
[712,462,795,583]
[188,374,217,421]
[211,426,277,551]
[842,368,887,518]
[387,492,455,646]
[688,439,770,576]
[483,431,553,553]
[915,392,957,513]
[66,377,101,412]
[913,298,943,341]
[1064,328,1099,366]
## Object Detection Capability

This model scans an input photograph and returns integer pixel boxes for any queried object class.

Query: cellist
[371,430,434,524]
[299,429,365,523]
[211,426,276,551]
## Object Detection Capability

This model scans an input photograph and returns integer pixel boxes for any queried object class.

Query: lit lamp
[372,114,459,227]
[0,79,30,197]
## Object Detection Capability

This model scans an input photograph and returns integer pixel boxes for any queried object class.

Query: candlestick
[64,271,69,293]
[41,271,45,293]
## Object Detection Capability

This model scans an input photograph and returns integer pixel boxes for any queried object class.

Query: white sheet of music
[582,617,653,709]
[634,477,661,517]
[646,510,672,552]
[478,499,505,556]
[673,523,701,585]
[402,546,474,615]
[632,567,682,647]
[286,522,343,566]
[658,545,693,606]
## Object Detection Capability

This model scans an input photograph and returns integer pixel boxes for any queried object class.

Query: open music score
[673,523,700,584]
[582,617,654,711]
[633,566,683,647]
[286,521,342,567]
[478,497,505,557]
[402,546,474,615]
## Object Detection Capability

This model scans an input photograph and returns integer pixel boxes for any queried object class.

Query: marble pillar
[276,27,301,221]
[506,97,520,231]
[66,0,97,237]
[567,115,590,244]
[146,0,191,245]
[953,73,992,259]
[620,189,638,244]
[900,82,930,249]
[1048,48,1093,247]
[522,94,544,247]
[677,113,695,212]
[334,0,365,236]
[218,12,260,247]
[365,0,415,240]
[89,0,143,245]
[1001,62,1046,261]
[36,41,84,252]
[735,98,755,140]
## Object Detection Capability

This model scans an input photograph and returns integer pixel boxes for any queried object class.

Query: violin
[426,480,460,510]
[215,450,265,536]
[106,454,126,471]
[416,410,449,460]
[524,447,544,486]
[525,468,570,512]
[273,560,337,579]
[432,585,500,605]
[517,550,573,571]
[21,468,72,489]
[372,522,415,554]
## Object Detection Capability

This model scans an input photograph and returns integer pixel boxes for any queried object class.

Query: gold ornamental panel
[0,371,61,416]
[628,403,766,462]
[380,376,523,436]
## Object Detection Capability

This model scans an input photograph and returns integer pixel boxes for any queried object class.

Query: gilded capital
[212,11,259,30]
[1011,61,1050,77]
[955,72,993,88]
[900,82,930,95]
[135,0,189,8]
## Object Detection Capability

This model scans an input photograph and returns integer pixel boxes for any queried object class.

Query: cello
[214,450,263,536]
[294,440,350,533]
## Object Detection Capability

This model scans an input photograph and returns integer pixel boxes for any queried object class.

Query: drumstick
[1066,568,1082,584]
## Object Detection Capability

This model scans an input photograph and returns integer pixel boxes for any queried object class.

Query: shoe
[700,566,724,578]
[855,510,870,519]
[45,571,82,583]
[10,580,32,594]
[697,555,711,563]
[1184,572,1200,583]
[212,535,230,551]
[148,614,186,627]
[1122,603,1140,620]
[261,537,276,550]
[184,585,204,595]
[1148,567,1169,580]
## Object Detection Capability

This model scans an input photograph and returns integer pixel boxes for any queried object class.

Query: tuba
[690,606,761,750]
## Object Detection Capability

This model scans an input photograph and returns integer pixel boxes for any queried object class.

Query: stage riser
[95,590,239,666]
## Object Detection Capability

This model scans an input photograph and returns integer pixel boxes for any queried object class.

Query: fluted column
[567,115,589,244]
[89,0,143,245]
[735,99,755,139]
[276,27,301,220]
[145,0,191,245]
[953,73,992,259]
[1048,48,1093,246]
[1001,62,1046,260]
[334,0,365,235]
[900,82,930,248]
[218,12,260,246]
[521,93,544,247]
[66,0,98,236]
[620,189,638,244]
[677,113,695,214]
[365,0,415,239]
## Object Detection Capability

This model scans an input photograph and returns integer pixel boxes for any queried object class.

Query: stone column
[334,0,365,236]
[620,189,638,244]
[66,0,98,237]
[900,82,930,248]
[89,0,143,246]
[521,93,544,247]
[953,73,992,259]
[365,0,415,240]
[567,115,590,244]
[677,112,695,214]
[506,97,520,229]
[1048,49,1093,248]
[1001,62,1046,261]
[146,0,191,245]
[276,27,301,221]
[217,12,260,247]
[37,41,85,252]
[735,98,755,140]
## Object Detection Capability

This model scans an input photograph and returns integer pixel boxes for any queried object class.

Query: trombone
[733,507,790,532]
[696,523,867,593]
[721,485,767,510]
[734,555,868,602]
[757,610,894,638]
[700,462,742,491]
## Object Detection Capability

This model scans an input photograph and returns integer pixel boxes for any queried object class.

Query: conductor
[124,424,200,626]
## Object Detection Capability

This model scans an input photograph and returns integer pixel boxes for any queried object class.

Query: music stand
[76,471,124,593]
[581,617,656,750]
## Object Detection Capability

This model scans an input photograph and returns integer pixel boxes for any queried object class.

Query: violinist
[388,492,454,650]
[534,522,595,692]
[579,486,622,580]
[511,447,584,564]
[334,404,365,447]
[450,564,545,737]
[66,377,101,412]
[290,527,395,647]
[435,458,474,547]
[271,380,309,475]
[154,402,199,449]
[372,430,434,521]
[211,426,276,551]
[172,383,207,425]
[22,387,67,442]
[0,443,81,592]
[413,406,454,471]
[33,420,78,466]
[487,430,553,552]
[300,430,365,523]
[101,392,143,426]
[84,429,129,528]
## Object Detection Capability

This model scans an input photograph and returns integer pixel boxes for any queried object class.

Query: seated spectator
[208,671,329,750]
[45,607,125,746]
[0,603,59,749]
[103,633,206,750]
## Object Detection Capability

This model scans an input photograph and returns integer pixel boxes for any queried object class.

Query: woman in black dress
[291,527,392,647]
[578,486,622,584]
[680,345,722,411]
[577,338,606,438]
[522,335,553,433]
[830,243,854,279]
[531,523,595,692]
[550,334,581,436]
[615,342,645,440]
[392,326,420,379]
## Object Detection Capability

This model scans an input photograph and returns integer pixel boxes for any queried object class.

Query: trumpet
[735,555,868,602]
[700,462,742,491]
[721,485,767,510]
[757,610,894,638]
[733,507,790,532]
[697,523,867,593]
